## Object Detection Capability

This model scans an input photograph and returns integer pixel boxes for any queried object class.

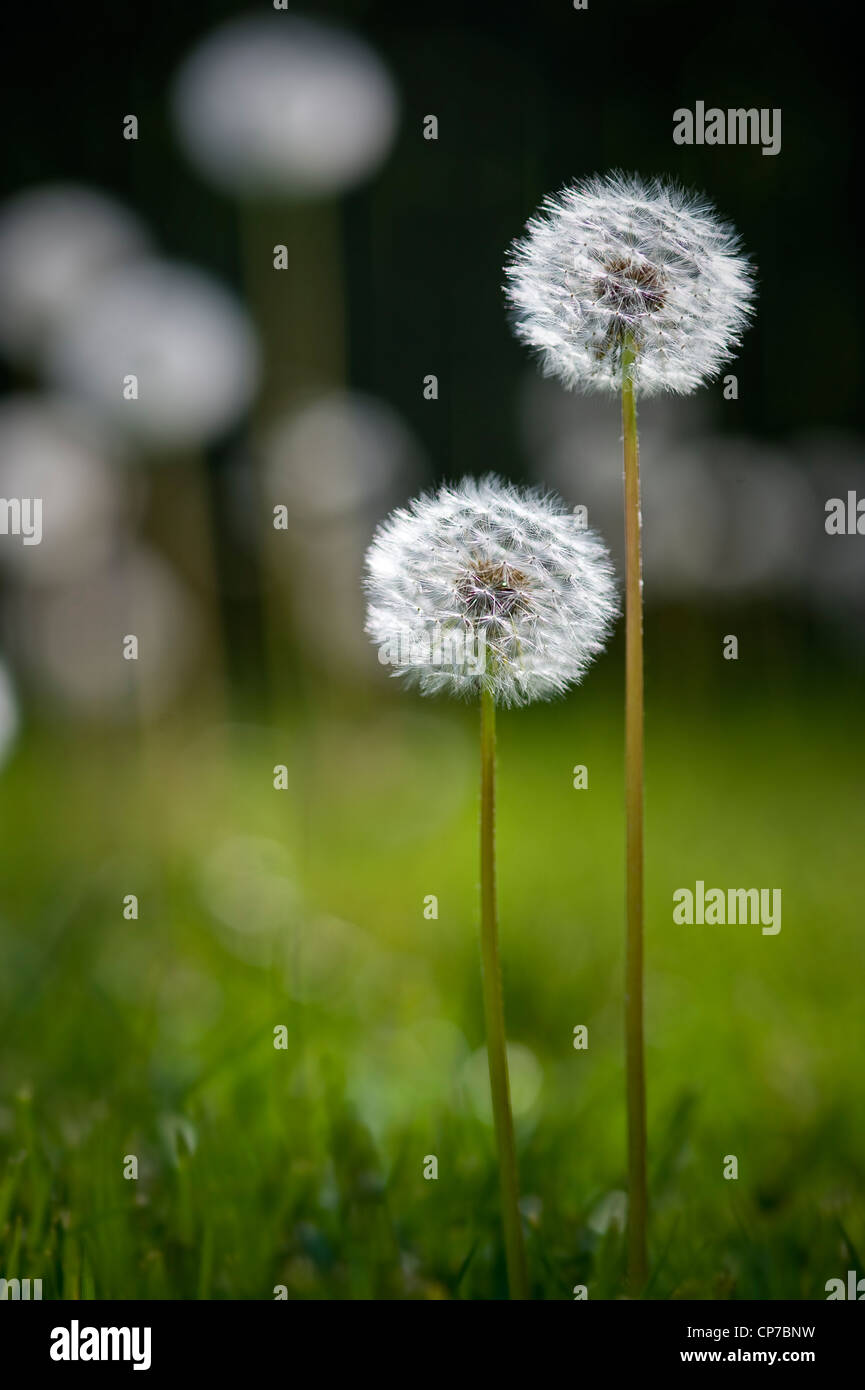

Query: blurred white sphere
[522,374,811,600]
[0,662,19,770]
[345,1021,470,1142]
[262,390,421,522]
[682,438,812,596]
[529,379,722,596]
[519,371,707,461]
[9,546,202,718]
[0,395,127,586]
[172,15,398,198]
[261,390,424,676]
[198,835,299,965]
[461,1043,543,1124]
[282,914,384,1007]
[44,259,260,451]
[0,184,149,361]
[793,430,865,630]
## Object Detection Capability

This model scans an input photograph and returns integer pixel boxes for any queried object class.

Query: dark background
[2,0,858,443]
[3,1,861,698]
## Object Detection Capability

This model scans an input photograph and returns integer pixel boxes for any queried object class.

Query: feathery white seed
[364,475,618,707]
[505,172,755,397]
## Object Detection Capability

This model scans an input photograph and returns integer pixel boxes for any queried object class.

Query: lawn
[1,633,863,1299]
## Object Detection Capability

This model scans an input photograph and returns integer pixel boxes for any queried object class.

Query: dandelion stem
[621,336,648,1293]
[479,685,529,1300]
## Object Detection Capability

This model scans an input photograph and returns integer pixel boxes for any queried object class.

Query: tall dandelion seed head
[364,475,618,708]
[505,172,755,397]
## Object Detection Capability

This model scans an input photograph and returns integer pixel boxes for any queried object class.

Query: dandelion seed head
[505,172,755,397]
[364,475,617,707]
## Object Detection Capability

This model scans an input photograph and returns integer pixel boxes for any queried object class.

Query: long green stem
[479,685,529,1300]
[621,338,648,1293]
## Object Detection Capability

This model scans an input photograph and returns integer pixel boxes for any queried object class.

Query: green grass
[1,653,863,1299]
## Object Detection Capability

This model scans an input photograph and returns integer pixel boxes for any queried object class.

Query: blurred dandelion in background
[171,14,398,199]
[263,391,419,524]
[6,546,203,719]
[794,431,865,640]
[0,660,19,769]
[262,390,424,679]
[282,914,390,1011]
[346,1020,470,1149]
[522,378,817,600]
[168,14,401,704]
[44,259,260,453]
[197,835,300,965]
[461,1043,543,1126]
[0,188,254,726]
[0,395,129,586]
[0,183,149,363]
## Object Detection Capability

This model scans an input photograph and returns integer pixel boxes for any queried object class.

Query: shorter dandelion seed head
[505,171,756,397]
[364,475,618,708]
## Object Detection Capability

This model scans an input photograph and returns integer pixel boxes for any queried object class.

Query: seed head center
[593,254,667,320]
[458,560,532,620]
